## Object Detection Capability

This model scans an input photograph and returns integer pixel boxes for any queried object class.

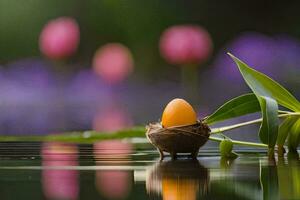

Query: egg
[161,98,197,128]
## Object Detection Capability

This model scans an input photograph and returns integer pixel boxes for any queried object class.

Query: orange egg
[161,98,197,128]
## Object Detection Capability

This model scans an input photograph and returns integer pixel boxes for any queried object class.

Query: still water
[0,140,299,200]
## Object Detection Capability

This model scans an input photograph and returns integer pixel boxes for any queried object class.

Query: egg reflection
[41,142,79,200]
[146,160,209,200]
[93,140,133,199]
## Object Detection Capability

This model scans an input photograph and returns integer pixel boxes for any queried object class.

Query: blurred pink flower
[41,142,79,200]
[92,43,134,84]
[39,17,80,60]
[160,25,212,65]
[92,105,133,132]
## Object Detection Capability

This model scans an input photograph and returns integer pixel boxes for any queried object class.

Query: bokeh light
[0,1,299,138]
[39,17,80,60]
[159,25,212,65]
[93,43,134,84]
[213,32,300,83]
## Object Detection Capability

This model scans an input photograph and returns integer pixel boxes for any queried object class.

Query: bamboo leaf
[277,116,299,146]
[228,53,282,148]
[228,53,300,112]
[258,96,279,148]
[288,118,300,151]
[205,93,260,125]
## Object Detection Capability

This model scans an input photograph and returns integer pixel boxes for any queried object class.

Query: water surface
[0,140,299,200]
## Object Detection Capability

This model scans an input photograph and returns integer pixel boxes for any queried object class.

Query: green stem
[181,64,199,105]
[209,136,268,148]
[278,110,291,114]
[211,112,300,134]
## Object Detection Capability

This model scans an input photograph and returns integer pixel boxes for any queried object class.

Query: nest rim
[146,120,210,136]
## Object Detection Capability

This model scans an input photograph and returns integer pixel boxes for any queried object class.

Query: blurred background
[0,0,300,135]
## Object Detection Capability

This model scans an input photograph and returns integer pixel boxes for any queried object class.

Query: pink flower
[160,25,212,65]
[39,17,80,60]
[92,43,134,84]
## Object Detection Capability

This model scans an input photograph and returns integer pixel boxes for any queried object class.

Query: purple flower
[274,35,300,72]
[65,69,113,129]
[212,32,300,86]
[213,32,277,82]
[0,59,63,134]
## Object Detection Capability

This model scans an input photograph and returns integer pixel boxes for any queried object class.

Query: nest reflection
[146,160,209,200]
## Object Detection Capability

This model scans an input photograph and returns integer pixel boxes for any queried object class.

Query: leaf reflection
[277,152,300,200]
[260,152,300,200]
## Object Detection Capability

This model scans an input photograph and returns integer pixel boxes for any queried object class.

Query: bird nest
[146,121,210,160]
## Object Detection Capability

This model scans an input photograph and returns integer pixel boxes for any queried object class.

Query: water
[0,140,299,200]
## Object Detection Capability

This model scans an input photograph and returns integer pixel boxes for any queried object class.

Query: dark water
[0,140,299,200]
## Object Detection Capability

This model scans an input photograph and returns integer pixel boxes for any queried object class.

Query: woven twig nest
[146,121,210,160]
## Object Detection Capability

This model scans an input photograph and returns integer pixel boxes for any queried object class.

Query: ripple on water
[0,141,299,200]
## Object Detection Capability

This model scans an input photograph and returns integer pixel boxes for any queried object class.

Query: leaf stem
[210,112,300,134]
[209,136,268,148]
[278,110,291,114]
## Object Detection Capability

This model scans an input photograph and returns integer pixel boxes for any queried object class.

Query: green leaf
[258,96,279,147]
[228,53,300,112]
[288,118,300,151]
[228,53,294,148]
[0,127,146,143]
[219,139,238,159]
[277,116,299,146]
[205,93,260,125]
[219,139,233,156]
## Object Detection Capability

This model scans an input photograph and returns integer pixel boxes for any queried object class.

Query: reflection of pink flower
[39,17,80,59]
[160,25,212,65]
[92,105,133,132]
[94,141,133,199]
[96,171,132,199]
[92,43,134,84]
[94,140,133,160]
[41,142,79,200]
